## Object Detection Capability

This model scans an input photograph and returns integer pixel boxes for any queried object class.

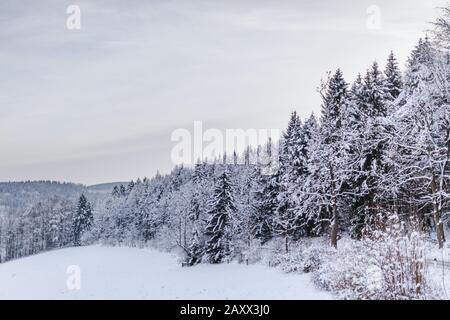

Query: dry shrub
[311,214,441,299]
[362,214,437,299]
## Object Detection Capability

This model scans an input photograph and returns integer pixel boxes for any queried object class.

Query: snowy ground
[427,245,450,298]
[0,245,331,300]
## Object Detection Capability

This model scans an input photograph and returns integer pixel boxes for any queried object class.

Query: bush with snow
[307,216,442,299]
[257,214,443,299]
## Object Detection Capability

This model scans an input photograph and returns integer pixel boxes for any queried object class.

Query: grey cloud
[0,0,446,184]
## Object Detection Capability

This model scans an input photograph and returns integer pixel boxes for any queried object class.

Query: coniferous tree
[184,193,204,266]
[306,69,349,247]
[384,51,403,102]
[346,62,390,237]
[185,229,203,266]
[297,113,321,236]
[274,111,308,252]
[385,38,450,248]
[343,74,368,236]
[204,171,236,263]
[73,194,93,246]
[250,168,277,244]
[119,184,127,196]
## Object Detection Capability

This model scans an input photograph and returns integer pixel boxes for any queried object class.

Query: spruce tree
[297,113,320,236]
[204,171,236,263]
[306,69,349,247]
[363,62,388,116]
[73,194,93,246]
[343,62,392,237]
[344,74,368,237]
[185,230,203,266]
[274,111,308,251]
[384,51,403,102]
[184,195,204,266]
[386,38,449,248]
[250,168,277,244]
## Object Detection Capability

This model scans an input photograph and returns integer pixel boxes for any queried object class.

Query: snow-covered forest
[0,181,115,262]
[3,6,450,300]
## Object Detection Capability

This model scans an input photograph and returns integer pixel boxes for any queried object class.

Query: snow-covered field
[0,245,331,300]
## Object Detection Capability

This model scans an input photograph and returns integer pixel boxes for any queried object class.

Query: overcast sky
[0,0,447,185]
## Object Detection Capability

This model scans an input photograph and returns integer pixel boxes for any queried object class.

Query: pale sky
[0,0,447,185]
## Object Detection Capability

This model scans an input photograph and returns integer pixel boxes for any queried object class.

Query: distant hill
[0,180,126,216]
[0,181,86,214]
[87,182,128,194]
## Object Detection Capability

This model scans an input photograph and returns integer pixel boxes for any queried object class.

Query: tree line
[0,194,93,263]
[2,8,450,267]
[93,33,450,266]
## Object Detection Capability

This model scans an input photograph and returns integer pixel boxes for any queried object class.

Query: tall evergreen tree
[73,194,93,246]
[385,38,450,248]
[306,69,349,247]
[345,62,391,237]
[185,229,203,266]
[384,51,403,102]
[204,172,236,263]
[274,111,307,252]
[250,168,277,244]
[183,193,204,266]
[296,113,321,236]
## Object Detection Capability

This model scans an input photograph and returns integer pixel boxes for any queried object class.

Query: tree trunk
[436,221,445,249]
[329,164,338,248]
[285,236,289,254]
[330,203,338,248]
[183,217,187,248]
[431,173,445,249]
